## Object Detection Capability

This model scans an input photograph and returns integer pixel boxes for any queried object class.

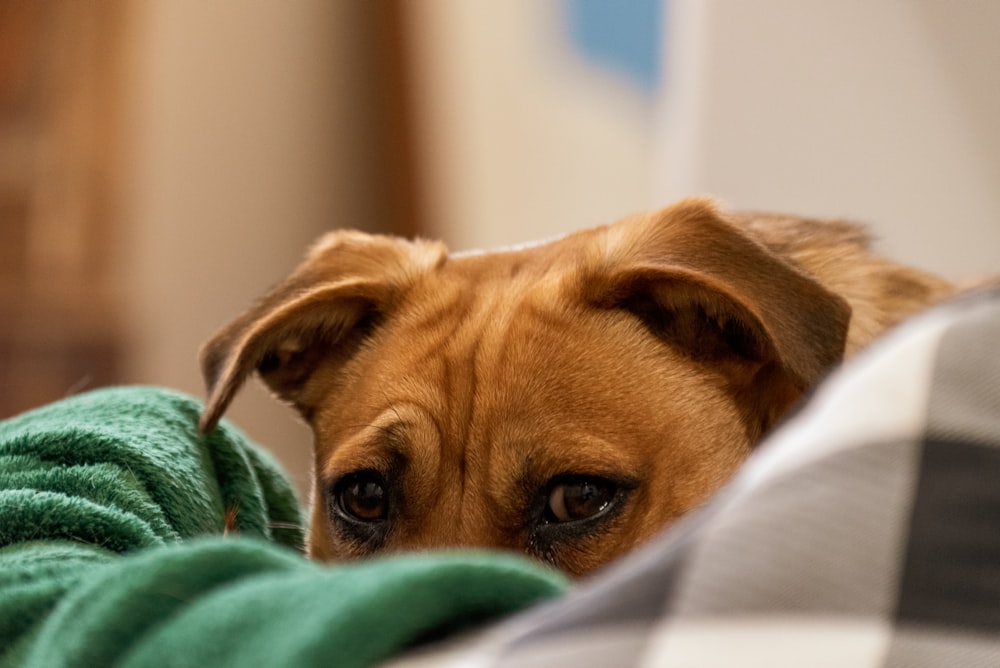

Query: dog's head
[200,198,850,576]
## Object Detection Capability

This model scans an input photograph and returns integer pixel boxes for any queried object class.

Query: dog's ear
[580,198,852,438]
[198,231,446,433]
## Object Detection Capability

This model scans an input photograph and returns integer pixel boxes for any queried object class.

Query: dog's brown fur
[199,198,958,576]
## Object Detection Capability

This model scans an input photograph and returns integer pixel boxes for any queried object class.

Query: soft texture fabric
[385,287,1000,667]
[0,387,567,667]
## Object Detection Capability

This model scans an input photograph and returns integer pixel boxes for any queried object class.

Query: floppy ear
[198,231,447,433]
[581,198,852,439]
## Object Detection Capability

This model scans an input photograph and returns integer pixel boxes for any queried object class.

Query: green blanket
[0,387,567,667]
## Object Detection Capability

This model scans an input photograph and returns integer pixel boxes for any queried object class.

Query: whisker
[269,521,307,531]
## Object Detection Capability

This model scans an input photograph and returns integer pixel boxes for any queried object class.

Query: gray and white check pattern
[385,287,1000,667]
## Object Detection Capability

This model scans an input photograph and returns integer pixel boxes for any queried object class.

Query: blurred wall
[404,1,998,278]
[119,1,392,494]
[654,0,1000,278]
[0,3,125,418]
[403,1,656,251]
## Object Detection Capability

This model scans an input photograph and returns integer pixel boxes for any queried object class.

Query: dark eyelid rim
[331,468,389,520]
[323,424,410,549]
[545,471,640,492]
[527,471,639,530]
[527,474,635,566]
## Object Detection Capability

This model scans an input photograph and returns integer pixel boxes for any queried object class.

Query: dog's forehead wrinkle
[390,276,563,530]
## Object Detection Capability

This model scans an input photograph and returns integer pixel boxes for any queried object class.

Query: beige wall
[407,1,999,277]
[119,1,386,494]
[655,0,1000,279]
[404,0,655,251]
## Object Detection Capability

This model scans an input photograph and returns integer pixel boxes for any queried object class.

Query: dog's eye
[336,471,388,522]
[545,477,617,523]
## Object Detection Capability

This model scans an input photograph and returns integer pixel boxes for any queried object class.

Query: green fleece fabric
[0,387,567,667]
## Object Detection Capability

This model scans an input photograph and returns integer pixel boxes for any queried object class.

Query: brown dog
[199,198,957,576]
